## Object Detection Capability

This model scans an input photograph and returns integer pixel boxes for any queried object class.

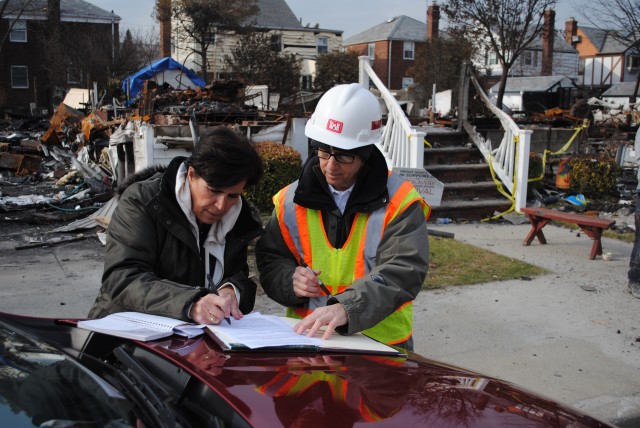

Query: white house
[163,0,342,89]
[475,10,579,79]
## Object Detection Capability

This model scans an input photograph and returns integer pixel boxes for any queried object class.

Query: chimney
[158,0,172,58]
[541,9,555,76]
[427,3,440,40]
[565,17,578,47]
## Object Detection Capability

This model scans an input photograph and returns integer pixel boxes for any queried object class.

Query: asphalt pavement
[0,220,638,426]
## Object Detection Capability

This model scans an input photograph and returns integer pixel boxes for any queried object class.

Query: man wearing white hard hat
[256,83,431,350]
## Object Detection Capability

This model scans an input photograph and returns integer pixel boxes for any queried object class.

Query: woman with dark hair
[89,126,264,324]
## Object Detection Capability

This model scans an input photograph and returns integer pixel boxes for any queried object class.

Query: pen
[206,274,231,325]
[303,265,332,296]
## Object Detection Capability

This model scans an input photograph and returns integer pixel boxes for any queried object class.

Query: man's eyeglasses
[316,148,356,164]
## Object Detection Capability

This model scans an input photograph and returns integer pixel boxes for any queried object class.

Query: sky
[89,0,592,39]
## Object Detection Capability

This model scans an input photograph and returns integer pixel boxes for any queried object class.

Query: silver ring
[209,315,216,322]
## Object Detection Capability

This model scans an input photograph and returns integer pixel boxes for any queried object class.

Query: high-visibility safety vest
[273,171,431,346]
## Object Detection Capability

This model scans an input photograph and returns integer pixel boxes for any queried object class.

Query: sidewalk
[415,222,639,427]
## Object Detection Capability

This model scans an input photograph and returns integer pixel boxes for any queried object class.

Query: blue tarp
[122,57,206,99]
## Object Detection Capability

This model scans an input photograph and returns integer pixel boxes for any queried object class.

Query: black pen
[206,274,231,325]
[303,265,332,296]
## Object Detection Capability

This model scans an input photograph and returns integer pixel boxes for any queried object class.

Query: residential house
[488,75,575,113]
[166,0,342,90]
[565,18,640,89]
[477,10,579,80]
[0,0,120,115]
[343,12,430,91]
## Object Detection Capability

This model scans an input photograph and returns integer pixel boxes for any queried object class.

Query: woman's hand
[189,288,242,324]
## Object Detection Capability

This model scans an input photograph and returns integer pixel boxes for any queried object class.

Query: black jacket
[88,156,263,320]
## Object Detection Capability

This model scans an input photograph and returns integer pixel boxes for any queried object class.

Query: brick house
[0,0,120,116]
[343,12,430,91]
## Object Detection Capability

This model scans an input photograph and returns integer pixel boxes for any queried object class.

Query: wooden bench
[520,207,616,260]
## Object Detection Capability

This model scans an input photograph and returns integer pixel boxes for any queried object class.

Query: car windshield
[0,321,135,428]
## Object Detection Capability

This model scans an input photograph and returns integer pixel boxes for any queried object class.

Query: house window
[368,42,375,59]
[10,20,27,42]
[403,41,414,60]
[402,77,414,89]
[317,36,328,54]
[301,75,312,90]
[578,58,585,74]
[11,66,28,88]
[206,31,216,45]
[271,34,282,52]
[67,63,81,84]
[488,51,498,65]
[523,51,538,66]
[627,55,640,70]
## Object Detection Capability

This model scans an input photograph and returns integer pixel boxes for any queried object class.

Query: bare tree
[582,0,640,103]
[224,31,301,99]
[154,0,258,82]
[409,27,475,112]
[114,28,160,78]
[313,50,359,92]
[442,0,557,109]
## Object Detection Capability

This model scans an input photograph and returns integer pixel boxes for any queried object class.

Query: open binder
[77,312,205,341]
[206,312,402,356]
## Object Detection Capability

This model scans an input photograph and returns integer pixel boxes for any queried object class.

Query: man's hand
[293,303,348,340]
[292,266,325,298]
[189,288,242,324]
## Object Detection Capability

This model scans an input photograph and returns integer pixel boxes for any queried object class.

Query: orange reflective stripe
[276,186,301,263]
[296,205,312,264]
[354,214,367,277]
[360,399,383,422]
[383,180,418,227]
[287,306,312,319]
[275,375,303,397]
[255,371,289,395]
[362,355,406,367]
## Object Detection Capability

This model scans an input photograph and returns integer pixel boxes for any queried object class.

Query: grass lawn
[425,236,548,289]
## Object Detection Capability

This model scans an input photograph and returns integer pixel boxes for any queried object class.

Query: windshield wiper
[112,346,191,428]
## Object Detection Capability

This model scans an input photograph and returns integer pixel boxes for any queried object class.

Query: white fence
[462,66,531,213]
[358,56,424,169]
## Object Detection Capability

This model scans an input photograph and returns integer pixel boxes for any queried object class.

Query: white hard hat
[305,83,382,150]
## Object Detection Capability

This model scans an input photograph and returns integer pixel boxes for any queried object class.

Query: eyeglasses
[316,148,356,164]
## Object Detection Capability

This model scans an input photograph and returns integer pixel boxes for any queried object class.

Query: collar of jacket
[293,147,389,214]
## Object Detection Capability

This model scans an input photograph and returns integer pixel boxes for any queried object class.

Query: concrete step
[429,198,513,221]
[440,180,505,201]
[426,163,493,183]
[424,146,484,165]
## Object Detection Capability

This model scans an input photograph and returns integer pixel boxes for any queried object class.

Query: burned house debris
[0,71,307,243]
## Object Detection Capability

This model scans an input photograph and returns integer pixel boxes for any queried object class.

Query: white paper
[209,312,322,349]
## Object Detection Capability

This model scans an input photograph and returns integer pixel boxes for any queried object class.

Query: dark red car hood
[145,334,610,427]
[0,313,612,427]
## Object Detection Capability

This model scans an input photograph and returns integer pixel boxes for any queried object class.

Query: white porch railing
[358,56,424,169]
[462,66,531,213]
